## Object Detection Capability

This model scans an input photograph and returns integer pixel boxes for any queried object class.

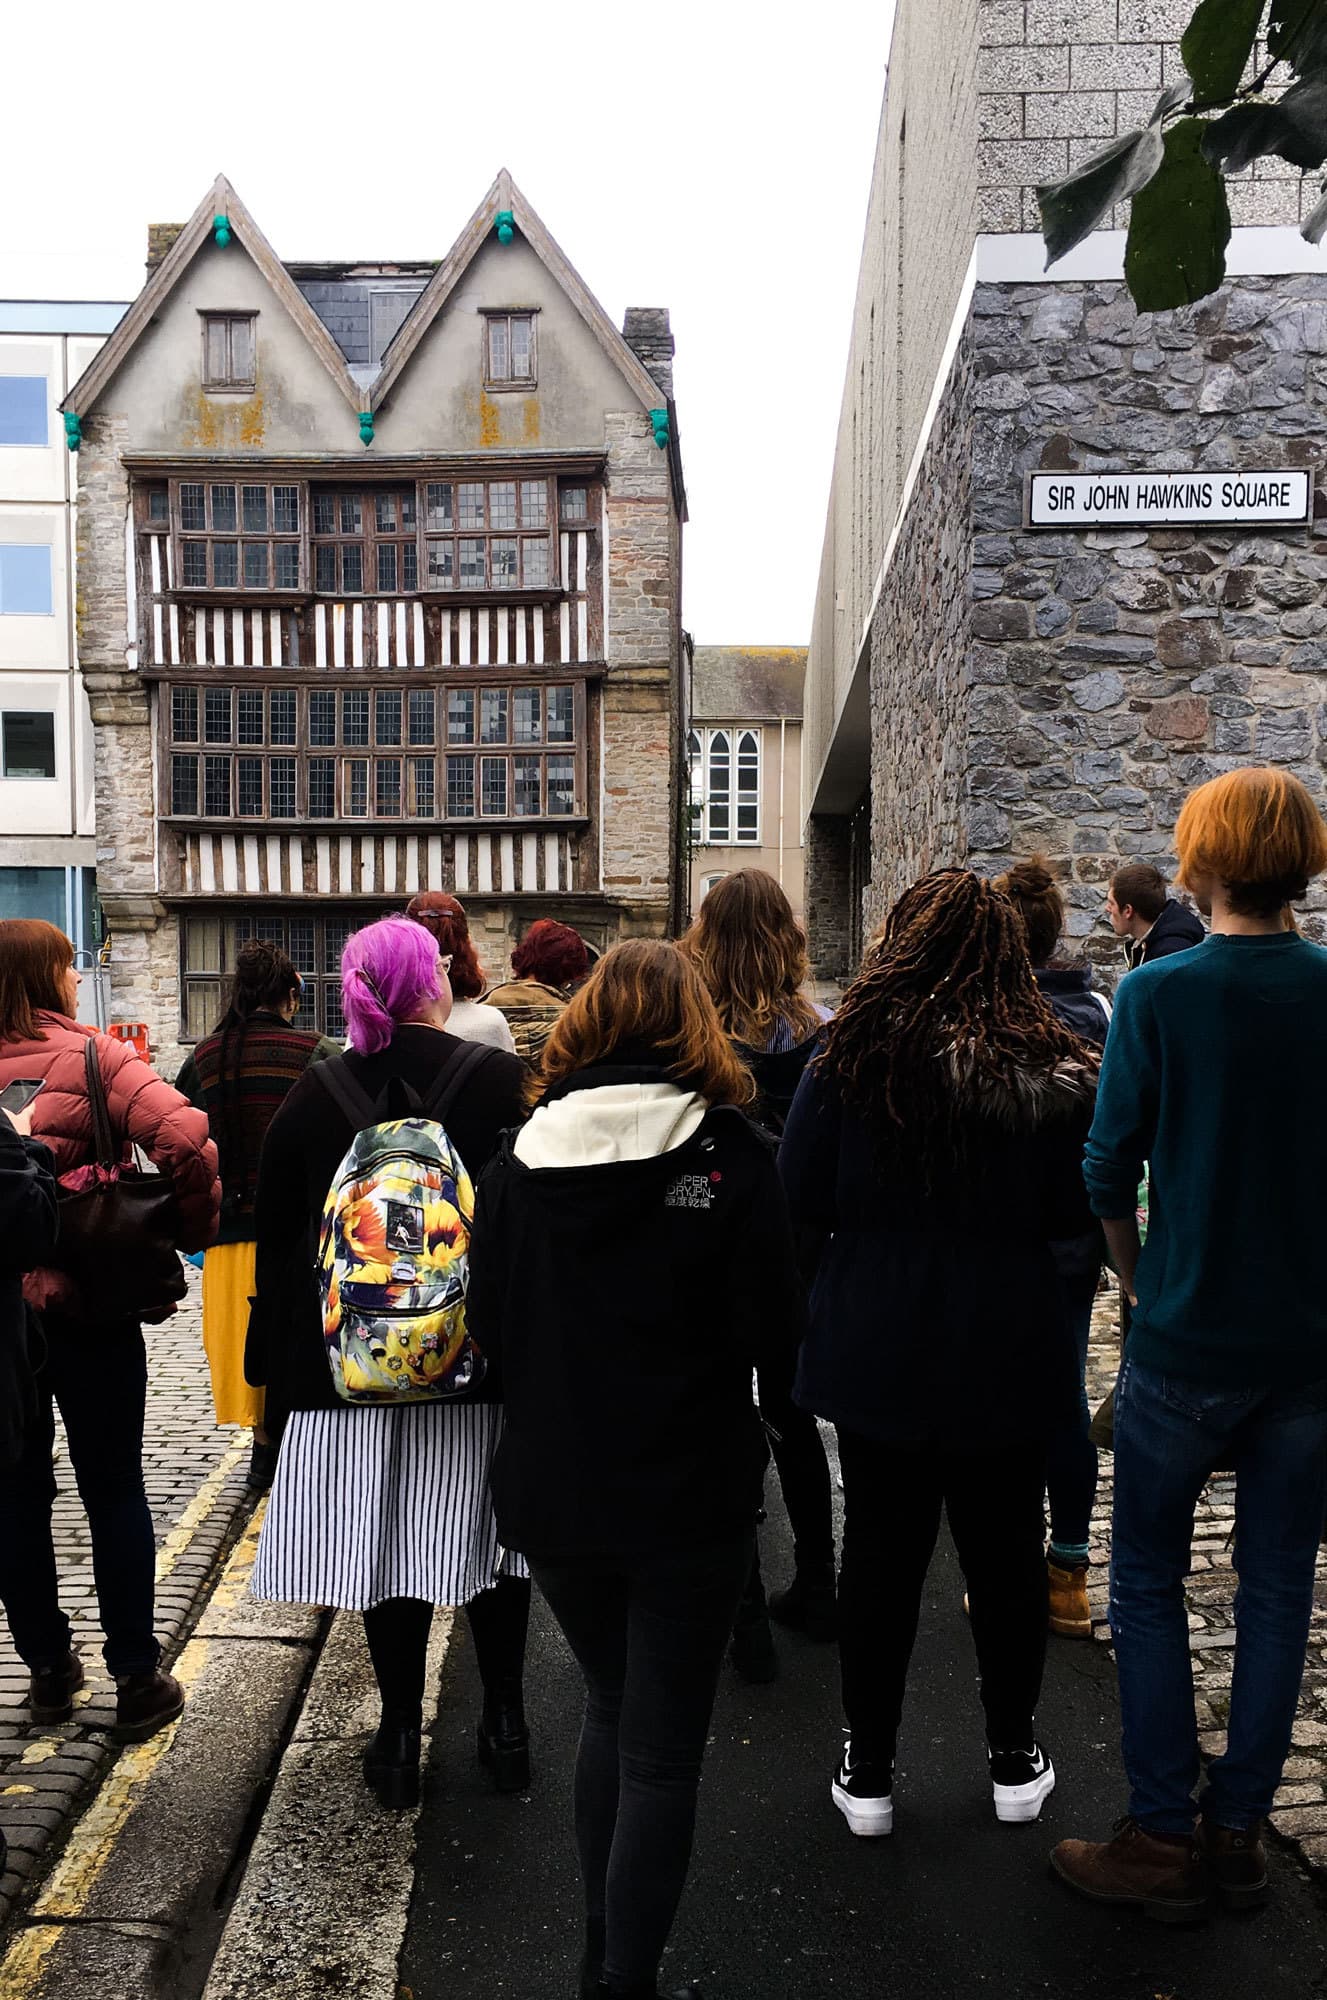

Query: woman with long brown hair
[779,871,1097,1838]
[466,939,803,2000]
[681,869,835,1673]
[0,920,219,1743]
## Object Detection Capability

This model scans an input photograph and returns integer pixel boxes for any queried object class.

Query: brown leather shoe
[113,1669,184,1743]
[1047,1561,1092,1639]
[1050,1817,1211,1924]
[29,1652,85,1724]
[1201,1819,1269,1910]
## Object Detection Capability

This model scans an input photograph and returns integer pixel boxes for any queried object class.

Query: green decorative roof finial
[213,214,232,248]
[358,411,375,447]
[63,412,82,453]
[649,407,670,450]
[495,210,515,245]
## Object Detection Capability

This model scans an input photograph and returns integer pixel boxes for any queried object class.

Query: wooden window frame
[181,910,356,1043]
[200,312,257,393]
[170,478,306,596]
[481,309,539,392]
[421,474,554,595]
[161,677,586,826]
[312,486,420,597]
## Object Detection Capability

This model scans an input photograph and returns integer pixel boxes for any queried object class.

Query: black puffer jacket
[781,1052,1097,1449]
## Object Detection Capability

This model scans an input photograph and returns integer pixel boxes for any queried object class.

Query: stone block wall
[978,0,1313,232]
[866,331,976,931]
[805,814,855,981]
[965,272,1327,975]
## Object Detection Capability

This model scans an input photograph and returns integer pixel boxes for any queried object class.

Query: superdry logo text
[664,1174,715,1211]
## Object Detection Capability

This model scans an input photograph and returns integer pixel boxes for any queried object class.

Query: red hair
[1175,767,1327,917]
[404,892,486,1000]
[512,919,589,990]
[0,919,75,1042]
[541,941,754,1105]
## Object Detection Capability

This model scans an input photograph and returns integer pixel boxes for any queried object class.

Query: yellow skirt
[201,1241,264,1429]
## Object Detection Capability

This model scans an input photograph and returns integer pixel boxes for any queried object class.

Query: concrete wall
[977,0,1315,232]
[804,0,981,814]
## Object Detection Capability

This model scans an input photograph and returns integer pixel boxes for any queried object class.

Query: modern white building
[0,301,127,952]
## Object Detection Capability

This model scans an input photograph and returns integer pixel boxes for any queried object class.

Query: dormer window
[201,313,256,392]
[483,311,537,389]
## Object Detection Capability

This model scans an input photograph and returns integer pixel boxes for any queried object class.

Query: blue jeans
[1111,1356,1327,1833]
[1045,1267,1099,1557]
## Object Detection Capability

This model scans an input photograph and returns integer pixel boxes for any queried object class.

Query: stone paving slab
[0,1269,255,1928]
[1083,1285,1327,1876]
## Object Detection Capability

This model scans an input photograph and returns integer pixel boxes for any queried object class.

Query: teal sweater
[1083,932,1327,1388]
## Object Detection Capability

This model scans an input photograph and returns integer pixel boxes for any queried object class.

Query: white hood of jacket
[513,1081,708,1169]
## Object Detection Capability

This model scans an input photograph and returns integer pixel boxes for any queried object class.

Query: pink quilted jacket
[0,1012,220,1313]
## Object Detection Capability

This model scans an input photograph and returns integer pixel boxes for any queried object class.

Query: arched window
[687,726,760,845]
[700,871,729,900]
[706,730,730,842]
[736,730,760,844]
[686,729,702,844]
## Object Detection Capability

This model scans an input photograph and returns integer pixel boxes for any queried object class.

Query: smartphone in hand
[0,1078,46,1119]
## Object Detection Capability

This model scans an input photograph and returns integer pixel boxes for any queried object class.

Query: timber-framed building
[65,172,684,1072]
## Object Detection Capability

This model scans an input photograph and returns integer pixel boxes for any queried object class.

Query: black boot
[729,1615,778,1683]
[477,1679,531,1793]
[247,1436,278,1492]
[592,1984,705,1999]
[767,1566,837,1641]
[363,1714,422,1809]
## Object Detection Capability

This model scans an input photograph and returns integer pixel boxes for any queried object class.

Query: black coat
[1131,899,1206,967]
[1034,963,1109,1047]
[780,1054,1096,1450]
[0,1118,59,1470]
[248,1025,528,1432]
[466,1067,804,1565]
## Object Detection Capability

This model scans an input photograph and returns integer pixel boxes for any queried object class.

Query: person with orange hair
[484,918,590,1068]
[1054,767,1327,1921]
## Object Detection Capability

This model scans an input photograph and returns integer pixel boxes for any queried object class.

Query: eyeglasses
[439,955,453,975]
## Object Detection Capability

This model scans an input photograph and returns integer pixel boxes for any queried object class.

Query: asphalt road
[403,1452,1327,2000]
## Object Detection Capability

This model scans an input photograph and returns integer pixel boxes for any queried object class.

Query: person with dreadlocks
[176,941,340,1489]
[779,868,1099,1838]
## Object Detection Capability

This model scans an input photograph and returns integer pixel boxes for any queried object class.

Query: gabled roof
[62,176,363,419]
[691,647,807,725]
[369,169,666,418]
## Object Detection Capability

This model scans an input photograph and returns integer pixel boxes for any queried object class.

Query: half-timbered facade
[65,173,684,1071]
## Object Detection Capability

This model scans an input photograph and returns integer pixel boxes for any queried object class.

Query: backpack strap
[421,1039,496,1129]
[309,1055,382,1134]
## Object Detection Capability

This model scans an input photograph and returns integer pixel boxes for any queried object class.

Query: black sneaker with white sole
[989,1741,1055,1823]
[831,1739,894,1837]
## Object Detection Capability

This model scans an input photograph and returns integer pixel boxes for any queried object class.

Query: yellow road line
[0,1440,253,2000]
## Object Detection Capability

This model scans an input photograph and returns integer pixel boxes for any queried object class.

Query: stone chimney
[622,307,674,399]
[146,224,186,274]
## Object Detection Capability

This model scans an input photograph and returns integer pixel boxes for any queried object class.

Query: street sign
[1026,468,1313,529]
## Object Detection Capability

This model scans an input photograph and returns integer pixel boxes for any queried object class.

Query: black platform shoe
[477,1682,531,1793]
[363,1717,422,1809]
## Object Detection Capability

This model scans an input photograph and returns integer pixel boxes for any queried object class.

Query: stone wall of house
[805,814,855,981]
[864,333,975,933]
[978,0,1314,233]
[965,273,1327,974]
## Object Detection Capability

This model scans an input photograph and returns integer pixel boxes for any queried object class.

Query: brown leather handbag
[52,1039,186,1323]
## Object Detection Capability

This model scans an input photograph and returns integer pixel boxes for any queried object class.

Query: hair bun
[1002,856,1056,899]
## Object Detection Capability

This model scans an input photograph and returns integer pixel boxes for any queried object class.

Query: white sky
[1,1,890,647]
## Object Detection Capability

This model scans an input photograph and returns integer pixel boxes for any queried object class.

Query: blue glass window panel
[0,378,48,447]
[0,545,52,616]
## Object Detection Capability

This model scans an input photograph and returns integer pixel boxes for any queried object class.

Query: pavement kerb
[0,1428,255,1934]
[0,1499,320,2000]
[199,1605,456,2000]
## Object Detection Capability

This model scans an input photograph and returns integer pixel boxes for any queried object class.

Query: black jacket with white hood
[466,1059,804,1566]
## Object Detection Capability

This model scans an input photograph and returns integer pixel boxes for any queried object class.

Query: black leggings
[362,1575,531,1725]
[533,1538,752,1996]
[758,1352,834,1577]
[836,1428,1048,1763]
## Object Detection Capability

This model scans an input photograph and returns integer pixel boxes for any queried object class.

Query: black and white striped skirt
[252,1401,527,1611]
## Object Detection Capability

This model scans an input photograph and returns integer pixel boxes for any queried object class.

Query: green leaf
[1037,83,1188,266]
[1182,0,1265,101]
[1202,76,1327,171]
[1269,0,1327,75]
[1125,118,1232,312]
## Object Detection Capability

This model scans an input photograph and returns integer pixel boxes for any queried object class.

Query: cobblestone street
[1083,1286,1327,1881]
[0,1270,253,1926]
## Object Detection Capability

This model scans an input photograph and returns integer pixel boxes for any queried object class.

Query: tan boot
[1047,1559,1092,1639]
[1051,1817,1210,1924]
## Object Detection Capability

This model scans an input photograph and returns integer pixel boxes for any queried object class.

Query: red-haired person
[466,940,803,2000]
[1054,768,1327,1920]
[0,920,220,1742]
[404,893,516,1054]
[484,919,589,1068]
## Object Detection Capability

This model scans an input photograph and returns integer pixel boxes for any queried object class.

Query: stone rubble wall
[966,274,1327,979]
[865,331,976,933]
[978,0,1315,232]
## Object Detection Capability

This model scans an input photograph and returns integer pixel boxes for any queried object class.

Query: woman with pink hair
[247,917,531,1810]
